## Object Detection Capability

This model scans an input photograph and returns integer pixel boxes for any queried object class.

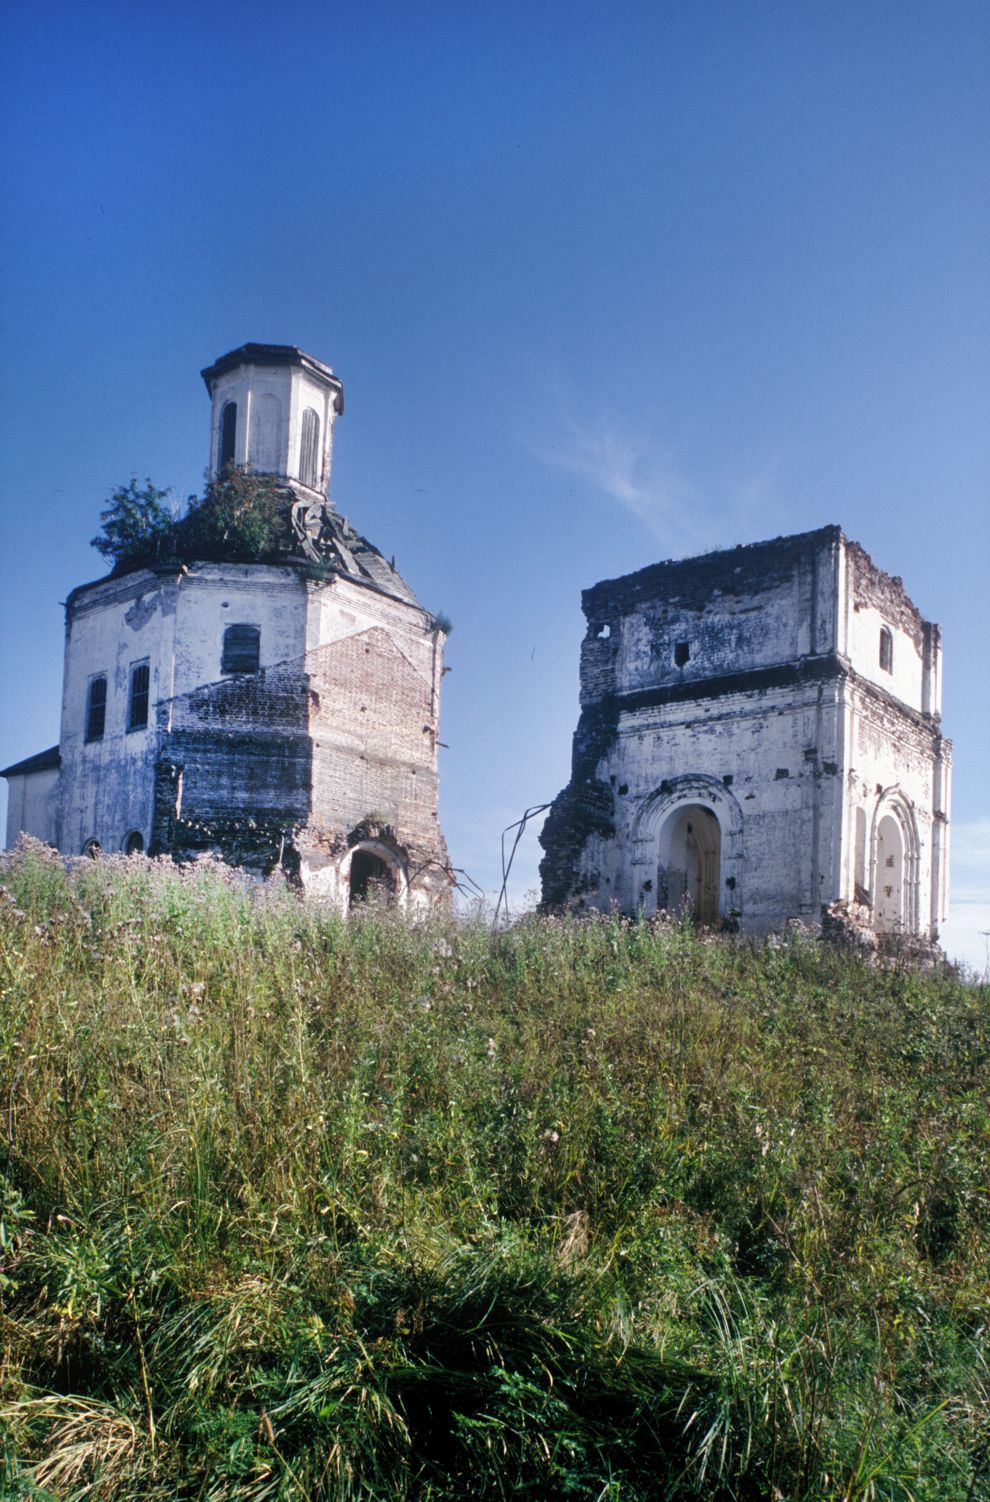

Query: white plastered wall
[4,768,59,847]
[57,564,308,855]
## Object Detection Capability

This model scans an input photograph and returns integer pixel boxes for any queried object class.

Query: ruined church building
[2,344,451,909]
[540,528,950,945]
[3,346,950,943]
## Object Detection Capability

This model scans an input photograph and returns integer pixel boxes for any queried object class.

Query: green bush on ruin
[91,465,293,573]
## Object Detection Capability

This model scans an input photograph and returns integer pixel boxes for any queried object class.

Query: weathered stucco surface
[44,558,450,905]
[3,344,451,910]
[540,526,950,943]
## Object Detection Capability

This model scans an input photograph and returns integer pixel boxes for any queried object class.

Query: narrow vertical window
[854,806,867,898]
[222,623,261,673]
[127,662,150,731]
[219,400,237,470]
[85,675,108,742]
[300,407,320,489]
[879,626,893,673]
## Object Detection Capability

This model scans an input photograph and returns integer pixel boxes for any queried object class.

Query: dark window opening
[349,849,394,905]
[124,830,145,855]
[219,400,237,469]
[127,662,150,731]
[222,623,260,674]
[674,641,690,667]
[879,626,893,673]
[83,839,102,858]
[300,407,321,489]
[85,676,107,742]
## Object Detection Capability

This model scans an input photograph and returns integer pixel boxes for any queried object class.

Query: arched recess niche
[249,392,282,472]
[346,840,407,907]
[629,774,744,923]
[870,788,920,935]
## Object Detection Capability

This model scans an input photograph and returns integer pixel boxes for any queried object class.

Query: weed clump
[0,847,987,1499]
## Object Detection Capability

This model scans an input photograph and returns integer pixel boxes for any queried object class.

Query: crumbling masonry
[540,527,950,944]
[2,344,452,909]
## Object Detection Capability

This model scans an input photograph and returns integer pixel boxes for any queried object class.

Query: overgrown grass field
[1,845,987,1499]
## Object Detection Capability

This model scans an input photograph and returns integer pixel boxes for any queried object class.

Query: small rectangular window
[222,623,261,673]
[128,662,150,731]
[674,641,690,667]
[879,627,893,673]
[85,675,107,742]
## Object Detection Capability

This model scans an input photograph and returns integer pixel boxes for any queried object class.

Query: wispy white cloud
[537,409,788,556]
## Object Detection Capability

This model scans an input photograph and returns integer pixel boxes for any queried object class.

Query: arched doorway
[875,813,905,933]
[658,804,721,923]
[348,847,396,906]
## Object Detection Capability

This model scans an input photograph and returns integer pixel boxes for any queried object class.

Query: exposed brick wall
[846,540,926,650]
[307,627,447,868]
[152,662,311,874]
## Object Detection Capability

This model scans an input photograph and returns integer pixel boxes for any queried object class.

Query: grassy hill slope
[1,845,987,1500]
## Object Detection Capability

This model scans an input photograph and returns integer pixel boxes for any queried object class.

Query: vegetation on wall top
[91,466,293,572]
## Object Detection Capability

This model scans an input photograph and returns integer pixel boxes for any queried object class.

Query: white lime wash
[2,345,451,911]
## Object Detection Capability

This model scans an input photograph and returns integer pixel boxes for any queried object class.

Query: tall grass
[1,842,987,1499]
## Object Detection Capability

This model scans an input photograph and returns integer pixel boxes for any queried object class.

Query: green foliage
[90,477,176,567]
[91,466,292,573]
[0,846,988,1499]
[177,464,291,561]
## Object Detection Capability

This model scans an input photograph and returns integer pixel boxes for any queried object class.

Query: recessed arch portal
[346,840,406,908]
[870,789,920,936]
[630,774,744,924]
[658,804,721,922]
[875,814,904,932]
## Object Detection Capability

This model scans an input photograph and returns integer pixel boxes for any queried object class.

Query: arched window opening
[658,805,721,923]
[875,814,904,933]
[349,848,395,906]
[128,662,150,731]
[85,675,108,742]
[300,407,321,489]
[124,830,145,855]
[879,626,893,673]
[222,623,260,674]
[82,839,102,858]
[219,400,237,470]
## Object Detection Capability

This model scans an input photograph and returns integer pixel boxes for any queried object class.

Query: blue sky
[2,0,988,967]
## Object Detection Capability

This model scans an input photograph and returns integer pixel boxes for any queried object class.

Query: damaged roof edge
[583,526,844,607]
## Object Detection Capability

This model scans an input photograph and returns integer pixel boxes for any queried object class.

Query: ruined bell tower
[540,527,950,946]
